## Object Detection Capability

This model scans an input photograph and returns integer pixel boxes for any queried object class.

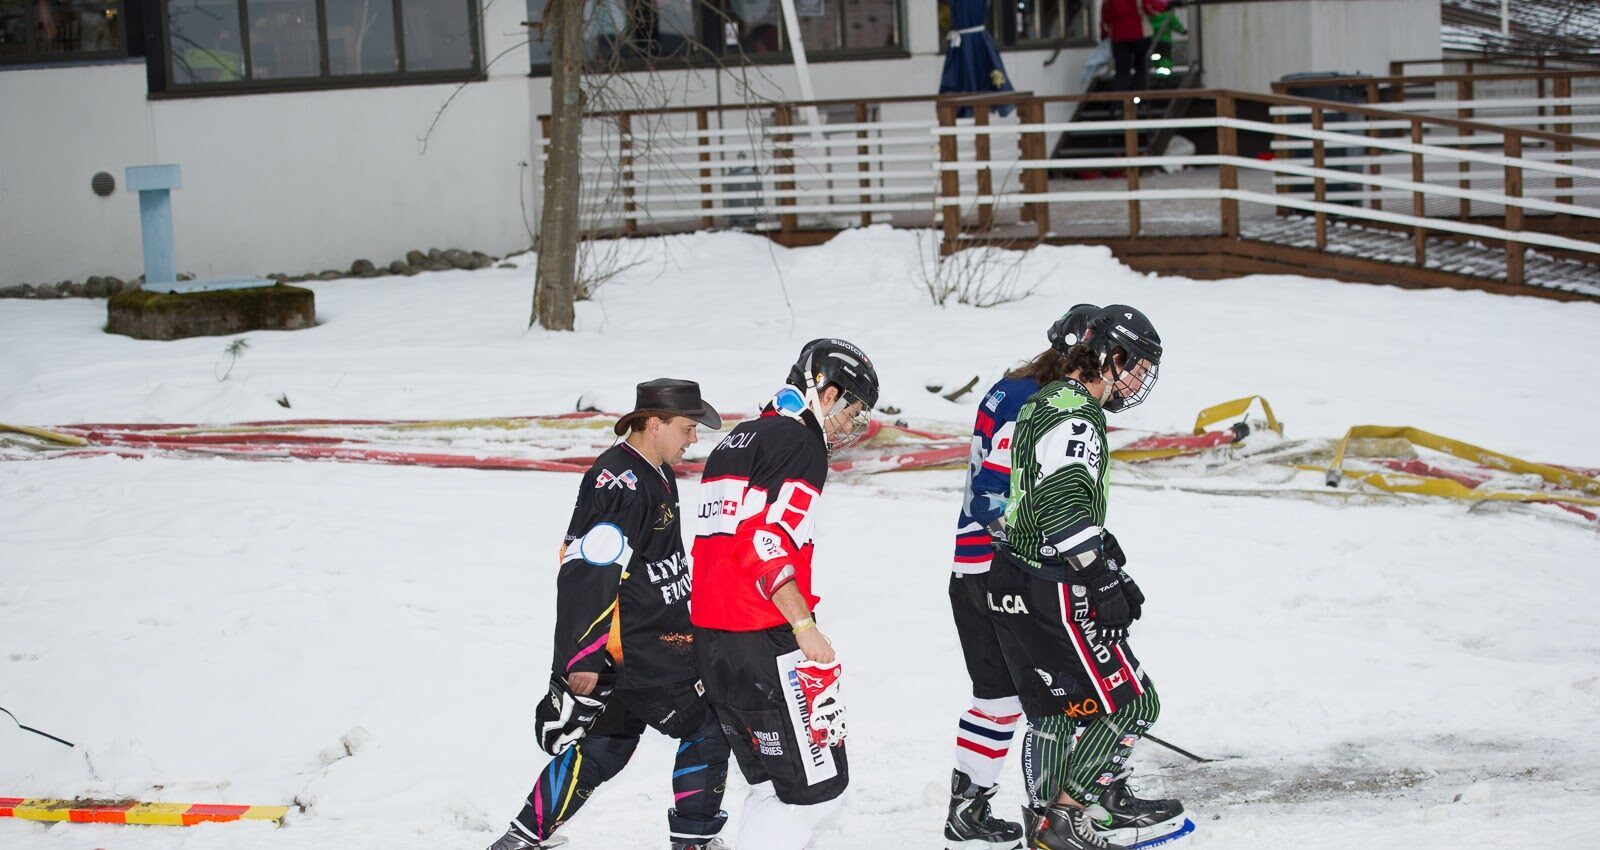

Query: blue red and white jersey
[952,376,1039,573]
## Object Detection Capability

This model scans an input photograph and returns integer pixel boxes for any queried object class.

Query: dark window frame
[527,0,909,78]
[148,0,483,97]
[935,0,1096,55]
[0,0,136,66]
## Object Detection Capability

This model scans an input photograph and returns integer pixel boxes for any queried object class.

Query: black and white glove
[1101,530,1143,622]
[535,673,609,755]
[1085,567,1132,642]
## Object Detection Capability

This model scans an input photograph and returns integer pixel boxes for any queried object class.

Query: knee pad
[576,733,639,785]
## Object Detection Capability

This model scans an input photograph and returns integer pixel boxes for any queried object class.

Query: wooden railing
[538,86,1600,291]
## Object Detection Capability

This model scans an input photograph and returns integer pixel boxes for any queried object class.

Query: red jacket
[691,409,829,631]
[1100,0,1167,42]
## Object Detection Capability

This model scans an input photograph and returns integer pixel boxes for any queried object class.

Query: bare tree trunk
[531,0,584,330]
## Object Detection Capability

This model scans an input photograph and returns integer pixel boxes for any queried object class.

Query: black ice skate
[671,840,729,850]
[1031,803,1124,850]
[945,769,1025,850]
[1087,775,1192,849]
[485,825,566,850]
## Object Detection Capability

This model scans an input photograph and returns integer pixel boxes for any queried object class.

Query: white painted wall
[0,0,1441,287]
[0,0,534,287]
[1200,0,1441,92]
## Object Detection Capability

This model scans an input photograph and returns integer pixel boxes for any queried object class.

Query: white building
[0,0,1439,287]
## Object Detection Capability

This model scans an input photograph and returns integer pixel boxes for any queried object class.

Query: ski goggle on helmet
[785,338,881,455]
[1086,305,1163,413]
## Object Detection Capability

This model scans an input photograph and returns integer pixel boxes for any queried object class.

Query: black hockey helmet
[1085,305,1163,412]
[786,338,879,454]
[1047,302,1101,353]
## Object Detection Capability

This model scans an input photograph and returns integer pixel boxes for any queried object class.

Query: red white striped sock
[954,695,1023,788]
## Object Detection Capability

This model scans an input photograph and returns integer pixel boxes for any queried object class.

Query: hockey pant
[511,682,729,844]
[736,780,845,850]
[1022,684,1161,807]
[950,572,1023,788]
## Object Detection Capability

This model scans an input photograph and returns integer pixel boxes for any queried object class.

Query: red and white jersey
[691,408,830,631]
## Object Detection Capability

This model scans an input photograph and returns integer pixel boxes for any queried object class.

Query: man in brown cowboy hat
[488,379,732,850]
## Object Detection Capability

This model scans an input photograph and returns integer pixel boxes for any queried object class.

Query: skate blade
[1120,817,1194,850]
[945,838,1022,850]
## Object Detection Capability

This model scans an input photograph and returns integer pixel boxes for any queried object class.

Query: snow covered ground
[3,228,1600,850]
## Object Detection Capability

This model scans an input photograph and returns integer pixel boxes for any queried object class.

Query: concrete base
[106,285,316,340]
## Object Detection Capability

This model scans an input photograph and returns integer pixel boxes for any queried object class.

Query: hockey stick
[1,706,75,748]
[1143,733,1215,764]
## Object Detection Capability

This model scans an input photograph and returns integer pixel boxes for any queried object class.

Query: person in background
[1099,0,1167,95]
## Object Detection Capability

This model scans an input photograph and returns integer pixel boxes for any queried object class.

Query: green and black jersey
[1000,378,1110,581]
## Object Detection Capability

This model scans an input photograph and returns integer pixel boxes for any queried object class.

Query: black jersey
[551,441,695,689]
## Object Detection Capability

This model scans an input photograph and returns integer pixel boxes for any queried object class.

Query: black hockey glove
[1085,566,1133,643]
[535,673,610,755]
[1120,572,1145,622]
[1101,530,1128,570]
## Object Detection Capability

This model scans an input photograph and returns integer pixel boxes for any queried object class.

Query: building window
[1,0,129,64]
[157,0,480,94]
[529,0,906,75]
[937,0,1092,51]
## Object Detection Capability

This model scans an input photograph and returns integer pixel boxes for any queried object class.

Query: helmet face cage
[1103,349,1158,412]
[795,341,878,456]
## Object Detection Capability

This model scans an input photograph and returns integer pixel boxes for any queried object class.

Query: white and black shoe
[1087,775,1191,849]
[486,824,566,850]
[1031,804,1124,850]
[945,770,1025,850]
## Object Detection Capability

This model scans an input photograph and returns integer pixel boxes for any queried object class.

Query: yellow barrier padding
[0,422,88,447]
[1328,425,1600,498]
[123,802,193,826]
[1192,396,1281,436]
[1296,463,1600,507]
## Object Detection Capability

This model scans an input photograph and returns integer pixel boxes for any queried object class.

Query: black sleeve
[550,479,649,677]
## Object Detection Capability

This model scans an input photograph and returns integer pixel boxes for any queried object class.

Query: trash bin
[1278,71,1371,206]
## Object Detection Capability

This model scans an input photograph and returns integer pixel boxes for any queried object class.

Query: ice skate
[1087,775,1192,850]
[485,825,566,849]
[671,838,730,850]
[1031,803,1124,850]
[945,769,1024,849]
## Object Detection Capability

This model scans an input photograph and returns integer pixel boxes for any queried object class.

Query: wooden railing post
[1554,76,1574,230]
[618,113,637,235]
[1364,81,1382,212]
[1271,96,1289,215]
[1504,132,1525,288]
[697,109,713,229]
[774,105,797,235]
[1457,79,1474,219]
[937,102,962,257]
[974,104,994,230]
[1217,93,1239,239]
[1019,99,1050,237]
[855,102,873,228]
[1312,105,1327,250]
[1124,95,1141,238]
[1410,118,1426,267]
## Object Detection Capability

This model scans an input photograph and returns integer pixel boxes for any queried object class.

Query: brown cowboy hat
[613,378,723,436]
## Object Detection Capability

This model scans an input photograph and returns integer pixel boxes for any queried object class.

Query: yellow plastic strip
[1328,426,1600,497]
[1191,396,1281,436]
[123,802,192,826]
[0,423,88,447]
[9,800,71,822]
[1293,463,1600,507]
[240,805,290,823]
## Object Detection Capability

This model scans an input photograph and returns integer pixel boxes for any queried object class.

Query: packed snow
[3,228,1599,850]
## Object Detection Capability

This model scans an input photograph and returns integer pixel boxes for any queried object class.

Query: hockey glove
[535,672,610,755]
[1120,572,1145,622]
[1085,568,1133,644]
[793,660,846,748]
[1101,530,1128,570]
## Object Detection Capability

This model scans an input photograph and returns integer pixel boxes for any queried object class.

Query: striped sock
[955,695,1023,788]
[1066,684,1161,805]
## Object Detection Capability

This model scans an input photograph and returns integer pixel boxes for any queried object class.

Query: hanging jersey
[1001,378,1111,583]
[952,376,1040,574]
[552,442,695,689]
[691,407,830,632]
